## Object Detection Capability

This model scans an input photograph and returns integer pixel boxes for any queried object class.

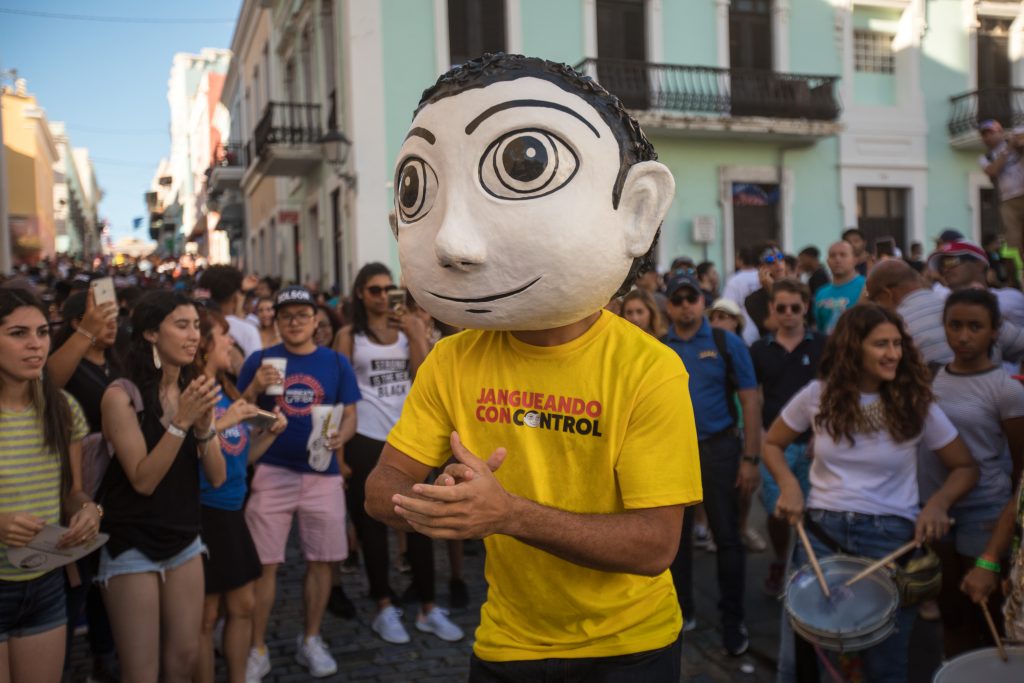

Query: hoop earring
[152,344,162,370]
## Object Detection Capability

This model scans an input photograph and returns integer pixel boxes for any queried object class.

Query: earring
[152,344,162,370]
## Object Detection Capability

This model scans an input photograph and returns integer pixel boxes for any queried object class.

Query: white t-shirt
[352,332,412,441]
[227,315,262,361]
[980,142,1024,200]
[781,380,958,520]
[722,269,761,307]
[995,287,1024,327]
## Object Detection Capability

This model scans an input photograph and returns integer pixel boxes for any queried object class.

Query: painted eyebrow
[464,99,600,138]
[405,127,436,144]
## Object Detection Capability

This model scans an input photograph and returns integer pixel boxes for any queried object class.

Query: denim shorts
[760,441,811,513]
[0,569,67,642]
[95,536,206,586]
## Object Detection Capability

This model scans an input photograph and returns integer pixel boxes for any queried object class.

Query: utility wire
[0,8,234,24]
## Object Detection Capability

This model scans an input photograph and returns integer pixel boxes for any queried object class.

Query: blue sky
[1,0,242,242]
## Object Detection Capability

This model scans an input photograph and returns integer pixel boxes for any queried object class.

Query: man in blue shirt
[814,240,865,334]
[238,286,361,679]
[662,272,762,656]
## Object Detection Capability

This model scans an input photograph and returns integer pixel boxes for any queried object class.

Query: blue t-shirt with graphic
[237,344,361,475]
[814,275,865,334]
[199,392,250,511]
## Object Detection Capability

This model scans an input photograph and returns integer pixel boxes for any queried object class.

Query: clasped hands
[391,432,512,540]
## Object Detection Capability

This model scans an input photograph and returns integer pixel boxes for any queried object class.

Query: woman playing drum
[764,303,978,682]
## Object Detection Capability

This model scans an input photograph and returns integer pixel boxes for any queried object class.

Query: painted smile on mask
[427,276,542,308]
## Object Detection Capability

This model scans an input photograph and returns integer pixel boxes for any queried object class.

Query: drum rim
[784,553,900,641]
[933,644,1024,678]
[790,614,896,653]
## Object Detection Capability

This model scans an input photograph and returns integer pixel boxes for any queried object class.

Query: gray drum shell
[932,646,1024,682]
[785,554,900,653]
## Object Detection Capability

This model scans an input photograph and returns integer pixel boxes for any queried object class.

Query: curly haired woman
[763,303,978,683]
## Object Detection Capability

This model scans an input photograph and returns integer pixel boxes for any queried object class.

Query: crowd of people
[1,224,1023,682]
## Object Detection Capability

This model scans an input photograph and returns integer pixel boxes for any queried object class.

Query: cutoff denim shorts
[0,569,66,642]
[95,535,206,586]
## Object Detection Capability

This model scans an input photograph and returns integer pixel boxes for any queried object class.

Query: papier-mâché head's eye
[479,129,579,200]
[395,156,439,223]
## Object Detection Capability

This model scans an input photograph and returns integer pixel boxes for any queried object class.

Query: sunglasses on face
[761,250,785,265]
[773,303,803,314]
[670,292,702,306]
[365,284,397,296]
[939,256,963,271]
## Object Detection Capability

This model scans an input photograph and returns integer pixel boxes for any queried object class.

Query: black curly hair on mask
[415,53,660,297]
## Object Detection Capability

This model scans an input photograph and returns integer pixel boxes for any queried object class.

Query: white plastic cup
[262,357,287,396]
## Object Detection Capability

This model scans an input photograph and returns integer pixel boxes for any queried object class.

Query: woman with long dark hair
[193,307,286,683]
[97,290,225,683]
[334,263,462,644]
[764,303,978,682]
[0,288,97,682]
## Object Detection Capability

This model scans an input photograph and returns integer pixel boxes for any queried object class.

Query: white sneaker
[372,606,411,644]
[295,634,338,678]
[416,607,464,642]
[245,647,271,682]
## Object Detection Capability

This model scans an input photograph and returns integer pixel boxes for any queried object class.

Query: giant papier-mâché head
[391,53,675,331]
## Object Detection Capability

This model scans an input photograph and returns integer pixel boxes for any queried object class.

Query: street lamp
[320,128,356,188]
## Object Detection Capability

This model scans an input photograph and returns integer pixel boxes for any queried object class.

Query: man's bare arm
[371,434,684,576]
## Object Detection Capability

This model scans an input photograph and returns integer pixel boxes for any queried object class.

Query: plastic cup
[262,357,287,396]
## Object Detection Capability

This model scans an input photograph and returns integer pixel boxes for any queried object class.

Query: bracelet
[167,423,188,439]
[75,327,97,346]
[975,556,1001,573]
[82,502,103,519]
[194,427,217,442]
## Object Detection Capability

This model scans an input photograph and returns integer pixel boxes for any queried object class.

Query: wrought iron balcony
[208,142,246,192]
[948,87,1024,138]
[246,102,324,181]
[212,142,246,168]
[575,59,841,122]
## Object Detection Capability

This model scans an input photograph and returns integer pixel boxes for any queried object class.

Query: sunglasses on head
[670,291,701,306]
[773,303,803,314]
[365,284,397,296]
[939,256,963,271]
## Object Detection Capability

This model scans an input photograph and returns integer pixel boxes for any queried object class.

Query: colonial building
[214,0,1024,288]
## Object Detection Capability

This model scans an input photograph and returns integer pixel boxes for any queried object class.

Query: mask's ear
[618,161,675,258]
[389,211,398,240]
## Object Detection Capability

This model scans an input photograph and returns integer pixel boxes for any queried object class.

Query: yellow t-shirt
[388,311,702,661]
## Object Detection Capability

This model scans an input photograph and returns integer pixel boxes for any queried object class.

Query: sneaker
[724,623,749,656]
[743,528,767,552]
[683,617,698,633]
[449,577,469,609]
[327,584,356,619]
[372,606,411,644]
[295,634,338,678]
[245,647,271,682]
[693,523,711,549]
[763,562,785,598]
[416,606,464,642]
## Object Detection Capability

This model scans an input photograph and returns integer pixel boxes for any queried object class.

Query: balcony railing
[252,101,323,160]
[948,87,1024,137]
[575,58,841,121]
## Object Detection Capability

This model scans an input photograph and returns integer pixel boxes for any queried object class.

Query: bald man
[812,241,865,334]
[865,259,953,364]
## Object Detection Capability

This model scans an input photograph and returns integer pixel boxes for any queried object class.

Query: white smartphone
[90,277,116,307]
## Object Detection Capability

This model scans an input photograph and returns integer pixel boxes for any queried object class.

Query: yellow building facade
[2,82,58,263]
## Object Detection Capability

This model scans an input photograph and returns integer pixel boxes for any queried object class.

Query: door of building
[732,182,780,248]
[977,16,1012,126]
[857,187,908,254]
[729,0,773,117]
[596,0,648,109]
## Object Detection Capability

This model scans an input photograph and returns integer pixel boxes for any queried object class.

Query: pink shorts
[244,464,348,564]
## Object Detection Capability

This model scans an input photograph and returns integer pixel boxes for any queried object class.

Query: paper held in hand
[307,404,344,472]
[7,524,109,573]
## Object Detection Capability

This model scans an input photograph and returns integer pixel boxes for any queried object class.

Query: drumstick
[795,521,831,598]
[843,540,919,588]
[980,600,1008,663]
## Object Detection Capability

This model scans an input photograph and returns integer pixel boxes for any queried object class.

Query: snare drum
[932,645,1024,682]
[785,554,900,652]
